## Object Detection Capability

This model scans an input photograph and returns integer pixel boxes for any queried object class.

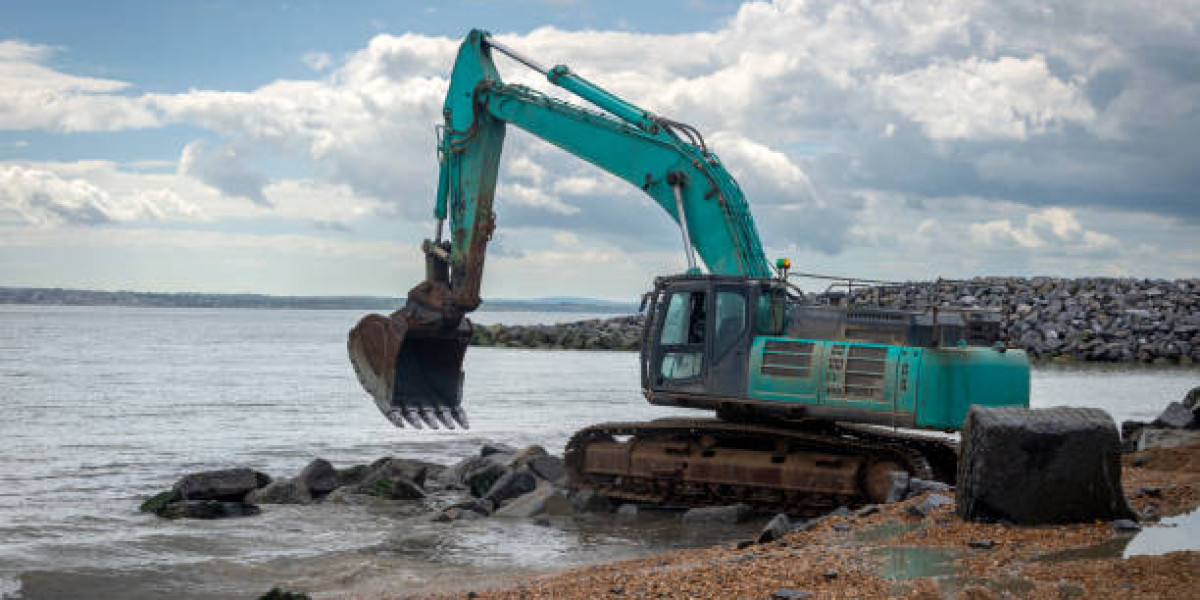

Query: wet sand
[391,443,1200,600]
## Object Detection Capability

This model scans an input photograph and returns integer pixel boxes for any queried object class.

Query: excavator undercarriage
[565,419,958,515]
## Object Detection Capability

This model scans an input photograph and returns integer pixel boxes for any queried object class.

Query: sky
[0,0,1197,300]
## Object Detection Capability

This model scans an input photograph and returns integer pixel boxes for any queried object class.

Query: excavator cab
[642,275,788,404]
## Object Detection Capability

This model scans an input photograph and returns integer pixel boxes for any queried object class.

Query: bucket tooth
[386,410,406,428]
[401,408,423,429]
[450,407,470,429]
[419,407,440,430]
[435,407,456,430]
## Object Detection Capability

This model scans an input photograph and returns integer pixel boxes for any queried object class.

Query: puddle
[1124,507,1200,558]
[1037,507,1200,563]
[854,521,927,544]
[875,546,958,581]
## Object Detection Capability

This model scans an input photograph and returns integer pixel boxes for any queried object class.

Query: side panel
[914,347,1031,430]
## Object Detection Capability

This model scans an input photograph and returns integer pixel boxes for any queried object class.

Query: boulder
[297,459,340,495]
[494,486,553,518]
[158,500,261,519]
[173,468,269,501]
[480,442,517,457]
[616,503,639,519]
[510,445,550,468]
[335,464,373,488]
[246,479,312,504]
[139,490,178,514]
[571,488,613,513]
[884,471,909,503]
[956,406,1135,524]
[682,504,754,525]
[905,478,953,499]
[368,457,436,488]
[756,513,791,544]
[527,455,566,483]
[365,476,426,500]
[1184,386,1200,411]
[1152,402,1195,430]
[1137,427,1200,451]
[484,470,537,505]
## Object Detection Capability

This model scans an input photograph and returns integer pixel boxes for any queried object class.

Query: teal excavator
[349,30,1029,511]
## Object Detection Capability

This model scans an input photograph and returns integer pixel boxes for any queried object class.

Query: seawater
[0,305,1195,599]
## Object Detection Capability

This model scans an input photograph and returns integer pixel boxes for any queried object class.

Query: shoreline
[406,443,1200,600]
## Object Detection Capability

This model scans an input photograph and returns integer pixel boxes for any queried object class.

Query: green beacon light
[775,257,791,279]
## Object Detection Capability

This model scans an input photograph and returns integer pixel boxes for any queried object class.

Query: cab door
[706,286,750,397]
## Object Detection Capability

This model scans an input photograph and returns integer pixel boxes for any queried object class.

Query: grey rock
[831,522,851,532]
[480,442,517,457]
[368,457,437,488]
[854,504,881,518]
[616,503,639,519]
[828,506,852,518]
[682,504,754,525]
[526,455,566,483]
[484,470,537,505]
[542,490,573,516]
[967,539,995,549]
[158,500,261,519]
[1113,519,1142,532]
[173,468,269,501]
[956,406,1135,524]
[756,513,791,544]
[772,588,812,599]
[1152,402,1195,429]
[370,476,425,500]
[246,479,312,504]
[884,471,910,504]
[906,478,953,499]
[494,486,554,518]
[1138,427,1200,450]
[297,459,339,495]
[571,488,614,513]
[1184,386,1200,411]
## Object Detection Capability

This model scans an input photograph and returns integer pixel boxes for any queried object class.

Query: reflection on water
[875,546,958,580]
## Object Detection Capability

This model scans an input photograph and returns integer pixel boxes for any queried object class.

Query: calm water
[0,305,1196,599]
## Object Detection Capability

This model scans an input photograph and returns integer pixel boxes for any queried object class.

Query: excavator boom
[349,30,770,429]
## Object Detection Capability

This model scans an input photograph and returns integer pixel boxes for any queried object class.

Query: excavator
[348,30,1030,512]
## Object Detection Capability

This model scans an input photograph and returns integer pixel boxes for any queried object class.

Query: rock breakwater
[470,278,1199,363]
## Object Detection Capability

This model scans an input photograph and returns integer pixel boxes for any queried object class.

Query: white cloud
[178,141,269,206]
[0,40,158,132]
[0,163,198,226]
[875,55,1096,141]
[970,207,1118,254]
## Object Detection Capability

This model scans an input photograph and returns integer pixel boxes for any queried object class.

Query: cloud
[0,163,198,226]
[0,40,158,132]
[1,0,1198,293]
[178,141,270,206]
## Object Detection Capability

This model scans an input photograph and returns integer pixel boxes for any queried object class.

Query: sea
[0,305,1196,599]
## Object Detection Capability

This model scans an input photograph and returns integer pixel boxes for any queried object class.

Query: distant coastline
[0,287,638,313]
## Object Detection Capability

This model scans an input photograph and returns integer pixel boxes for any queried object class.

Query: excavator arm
[348,29,770,430]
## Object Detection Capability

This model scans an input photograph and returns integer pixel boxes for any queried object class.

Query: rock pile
[470,277,1199,363]
[844,277,1199,363]
[471,315,643,351]
[1121,386,1200,451]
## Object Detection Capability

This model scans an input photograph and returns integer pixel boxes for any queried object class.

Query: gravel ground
[376,443,1200,600]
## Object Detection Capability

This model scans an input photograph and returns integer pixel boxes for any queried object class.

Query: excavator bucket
[348,308,472,430]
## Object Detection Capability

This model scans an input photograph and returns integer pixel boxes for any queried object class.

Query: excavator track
[565,418,954,516]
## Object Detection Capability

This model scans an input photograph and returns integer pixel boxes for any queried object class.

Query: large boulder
[297,459,340,495]
[246,479,313,504]
[173,468,269,501]
[527,455,566,484]
[493,486,555,518]
[484,470,537,505]
[956,406,1135,524]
